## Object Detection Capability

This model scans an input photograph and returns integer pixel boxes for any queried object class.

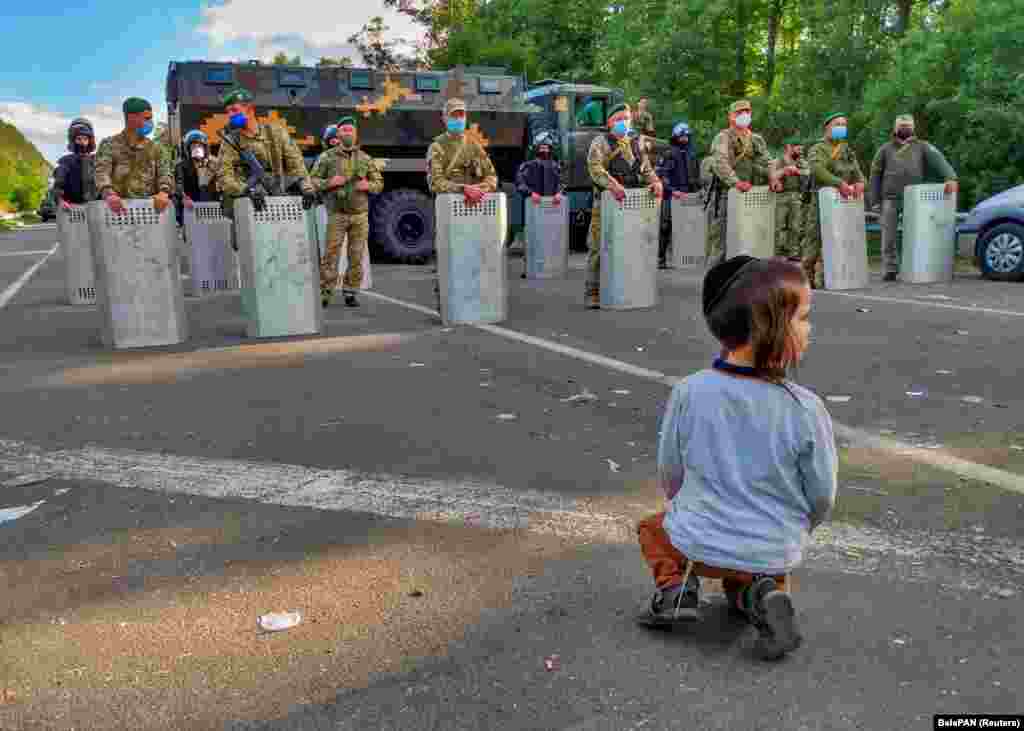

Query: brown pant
[637,512,789,599]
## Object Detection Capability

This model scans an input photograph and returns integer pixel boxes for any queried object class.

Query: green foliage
[0,117,52,212]
[377,0,1019,206]
[271,52,302,66]
[317,56,353,67]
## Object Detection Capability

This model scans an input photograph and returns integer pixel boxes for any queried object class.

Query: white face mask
[735,113,752,129]
[191,146,205,160]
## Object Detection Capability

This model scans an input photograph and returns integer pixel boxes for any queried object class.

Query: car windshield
[575,95,607,128]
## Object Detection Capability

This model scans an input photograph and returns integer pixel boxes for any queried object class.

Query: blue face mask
[447,117,466,134]
[612,120,630,137]
[228,112,248,130]
[831,125,848,141]
[136,121,153,137]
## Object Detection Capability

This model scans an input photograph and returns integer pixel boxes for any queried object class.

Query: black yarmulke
[702,255,758,316]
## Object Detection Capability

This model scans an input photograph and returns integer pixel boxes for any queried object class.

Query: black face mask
[895,128,914,141]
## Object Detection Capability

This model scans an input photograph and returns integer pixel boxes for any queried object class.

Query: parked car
[958,183,1024,281]
[37,189,56,222]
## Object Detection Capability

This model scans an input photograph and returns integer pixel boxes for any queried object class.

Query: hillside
[0,117,52,213]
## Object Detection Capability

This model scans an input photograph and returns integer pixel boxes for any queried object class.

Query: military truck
[522,80,669,250]
[165,60,666,259]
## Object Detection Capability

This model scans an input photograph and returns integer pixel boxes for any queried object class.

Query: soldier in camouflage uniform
[310,116,384,308]
[426,97,499,311]
[868,114,958,281]
[706,100,776,265]
[584,103,663,309]
[217,87,316,231]
[635,98,656,138]
[94,97,173,215]
[770,136,810,259]
[803,113,866,288]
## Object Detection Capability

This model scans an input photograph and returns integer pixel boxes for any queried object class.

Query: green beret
[122,97,151,115]
[336,116,357,128]
[221,87,254,107]
[822,112,847,128]
[783,135,804,146]
[607,103,630,120]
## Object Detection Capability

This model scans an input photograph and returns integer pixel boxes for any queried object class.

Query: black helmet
[531,130,558,158]
[67,117,95,153]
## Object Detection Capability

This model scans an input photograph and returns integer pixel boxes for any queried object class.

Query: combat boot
[344,293,359,308]
[635,574,702,628]
[883,272,898,282]
[741,576,802,661]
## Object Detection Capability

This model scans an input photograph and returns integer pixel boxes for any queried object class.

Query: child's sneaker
[744,577,802,661]
[321,287,334,309]
[635,575,701,627]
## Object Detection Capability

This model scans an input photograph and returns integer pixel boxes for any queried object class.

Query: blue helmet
[322,125,338,145]
[672,122,691,139]
[182,130,208,156]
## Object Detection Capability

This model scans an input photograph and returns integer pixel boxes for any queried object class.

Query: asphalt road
[0,224,1022,730]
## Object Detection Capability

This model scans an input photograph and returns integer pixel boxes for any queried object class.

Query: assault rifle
[220,130,304,210]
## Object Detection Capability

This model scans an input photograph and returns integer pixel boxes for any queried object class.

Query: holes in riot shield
[254,201,304,223]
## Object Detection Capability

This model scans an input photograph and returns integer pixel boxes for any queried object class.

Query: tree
[317,56,353,67]
[347,16,421,70]
[271,52,302,66]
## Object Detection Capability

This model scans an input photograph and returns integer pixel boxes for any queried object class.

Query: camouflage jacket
[586,135,657,192]
[808,141,865,191]
[868,138,957,204]
[770,151,811,194]
[709,128,773,188]
[94,130,173,199]
[218,122,313,200]
[635,110,656,137]
[310,145,384,214]
[426,132,498,194]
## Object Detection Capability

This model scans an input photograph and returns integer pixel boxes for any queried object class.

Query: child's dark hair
[702,256,810,382]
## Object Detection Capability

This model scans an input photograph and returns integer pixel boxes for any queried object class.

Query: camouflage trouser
[774,192,805,258]
[706,197,727,266]
[584,201,602,296]
[880,199,903,275]
[800,195,824,288]
[320,211,369,295]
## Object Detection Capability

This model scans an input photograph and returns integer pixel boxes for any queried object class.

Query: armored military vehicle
[166,60,538,261]
[165,61,666,259]
[522,80,670,250]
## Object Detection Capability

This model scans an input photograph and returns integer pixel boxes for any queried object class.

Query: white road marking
[362,290,1024,496]
[2,438,1023,581]
[817,290,1024,318]
[0,249,55,257]
[0,242,59,310]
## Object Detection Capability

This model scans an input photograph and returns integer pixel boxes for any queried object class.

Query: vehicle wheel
[570,208,591,252]
[978,222,1024,281]
[372,189,435,263]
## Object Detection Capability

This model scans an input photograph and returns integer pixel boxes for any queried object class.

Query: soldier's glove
[248,184,268,213]
[301,190,317,210]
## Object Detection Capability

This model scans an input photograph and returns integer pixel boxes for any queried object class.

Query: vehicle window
[575,95,607,128]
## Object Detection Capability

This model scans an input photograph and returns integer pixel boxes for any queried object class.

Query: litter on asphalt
[258,612,302,632]
[826,395,852,403]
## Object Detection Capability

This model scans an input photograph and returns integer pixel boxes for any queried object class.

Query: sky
[0,1,422,166]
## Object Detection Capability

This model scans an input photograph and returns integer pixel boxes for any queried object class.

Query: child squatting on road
[635,255,839,661]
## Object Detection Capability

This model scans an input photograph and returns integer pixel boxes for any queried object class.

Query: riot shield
[726,186,775,259]
[86,200,188,348]
[901,184,956,284]
[58,205,96,305]
[599,189,660,310]
[818,187,869,290]
[234,196,323,338]
[524,196,569,279]
[434,193,508,325]
[670,195,708,269]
